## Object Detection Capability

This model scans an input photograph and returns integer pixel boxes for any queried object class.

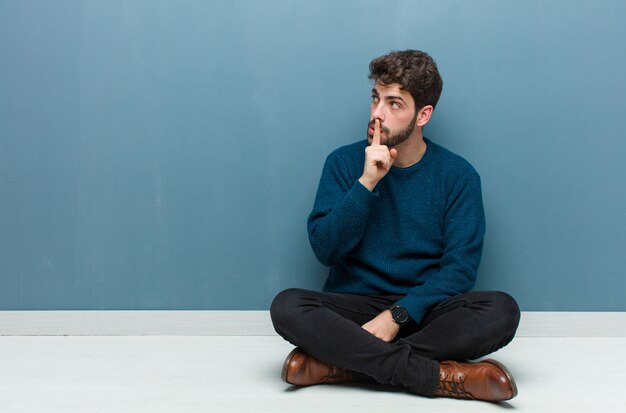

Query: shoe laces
[322,365,352,383]
[438,372,473,399]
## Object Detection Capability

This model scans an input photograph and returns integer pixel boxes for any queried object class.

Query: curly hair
[368,50,443,110]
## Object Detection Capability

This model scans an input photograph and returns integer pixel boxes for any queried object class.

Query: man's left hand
[361,310,400,342]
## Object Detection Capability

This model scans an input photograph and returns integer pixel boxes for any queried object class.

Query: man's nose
[371,103,385,121]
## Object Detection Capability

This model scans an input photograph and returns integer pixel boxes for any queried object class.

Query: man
[270,50,520,402]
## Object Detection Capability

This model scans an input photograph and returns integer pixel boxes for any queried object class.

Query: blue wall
[1,0,625,310]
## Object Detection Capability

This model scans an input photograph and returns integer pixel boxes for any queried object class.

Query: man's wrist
[358,176,377,192]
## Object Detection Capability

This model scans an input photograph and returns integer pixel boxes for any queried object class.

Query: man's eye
[391,102,401,109]
[371,95,379,102]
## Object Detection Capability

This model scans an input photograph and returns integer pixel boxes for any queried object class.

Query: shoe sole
[482,359,518,400]
[281,347,301,384]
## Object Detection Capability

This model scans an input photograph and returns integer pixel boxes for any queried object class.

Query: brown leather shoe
[433,359,518,402]
[281,347,353,386]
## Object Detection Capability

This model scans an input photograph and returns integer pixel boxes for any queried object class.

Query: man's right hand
[358,119,397,192]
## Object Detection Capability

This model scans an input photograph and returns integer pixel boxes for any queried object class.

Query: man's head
[366,50,443,147]
[369,50,443,112]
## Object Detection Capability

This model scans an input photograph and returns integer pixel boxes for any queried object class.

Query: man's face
[367,82,418,147]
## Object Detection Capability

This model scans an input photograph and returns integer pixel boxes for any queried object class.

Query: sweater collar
[390,137,434,174]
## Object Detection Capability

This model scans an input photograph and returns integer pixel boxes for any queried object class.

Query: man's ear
[416,105,434,127]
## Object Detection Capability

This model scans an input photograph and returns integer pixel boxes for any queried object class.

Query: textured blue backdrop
[1,0,625,310]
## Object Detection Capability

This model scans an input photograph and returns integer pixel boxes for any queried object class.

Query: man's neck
[392,133,427,168]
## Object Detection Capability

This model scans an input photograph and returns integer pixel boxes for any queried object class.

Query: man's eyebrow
[383,94,407,103]
[371,88,406,102]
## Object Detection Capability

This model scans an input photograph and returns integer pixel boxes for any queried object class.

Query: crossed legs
[270,289,520,397]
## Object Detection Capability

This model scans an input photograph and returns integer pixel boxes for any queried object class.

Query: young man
[270,50,520,402]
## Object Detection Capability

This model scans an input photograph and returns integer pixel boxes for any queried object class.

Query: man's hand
[361,310,400,342]
[359,119,398,191]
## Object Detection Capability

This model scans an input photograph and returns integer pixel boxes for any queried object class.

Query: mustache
[369,120,390,135]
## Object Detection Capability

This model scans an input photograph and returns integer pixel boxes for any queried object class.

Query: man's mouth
[369,124,388,136]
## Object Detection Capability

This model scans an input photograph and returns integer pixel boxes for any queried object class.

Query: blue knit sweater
[307,138,485,325]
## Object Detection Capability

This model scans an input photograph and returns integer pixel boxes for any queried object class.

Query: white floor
[0,335,622,413]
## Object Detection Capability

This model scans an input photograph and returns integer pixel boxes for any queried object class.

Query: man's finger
[372,119,381,146]
[389,148,398,164]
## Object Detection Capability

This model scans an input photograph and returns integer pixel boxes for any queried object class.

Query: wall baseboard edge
[1,311,625,337]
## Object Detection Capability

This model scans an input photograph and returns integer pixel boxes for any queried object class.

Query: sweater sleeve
[396,169,486,324]
[307,152,378,266]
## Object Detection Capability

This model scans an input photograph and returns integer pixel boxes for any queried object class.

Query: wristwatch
[390,305,411,326]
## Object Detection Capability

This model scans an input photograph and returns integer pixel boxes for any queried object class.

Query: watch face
[392,306,409,324]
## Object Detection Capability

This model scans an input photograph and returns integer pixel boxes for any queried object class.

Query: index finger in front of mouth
[372,119,381,146]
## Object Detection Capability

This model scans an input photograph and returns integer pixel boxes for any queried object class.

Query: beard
[366,110,418,148]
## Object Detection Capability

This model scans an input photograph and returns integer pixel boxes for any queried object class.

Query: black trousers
[270,288,520,396]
